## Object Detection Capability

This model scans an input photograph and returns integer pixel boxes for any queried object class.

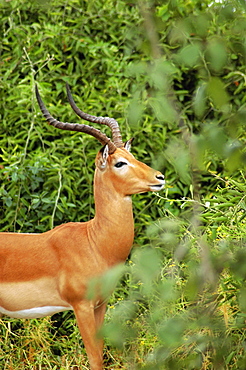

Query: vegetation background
[0,0,246,368]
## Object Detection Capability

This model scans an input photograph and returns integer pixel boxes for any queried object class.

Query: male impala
[0,83,164,370]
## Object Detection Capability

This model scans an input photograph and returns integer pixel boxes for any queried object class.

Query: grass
[1,182,246,369]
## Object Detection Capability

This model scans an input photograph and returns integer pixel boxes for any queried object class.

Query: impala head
[95,144,164,196]
[35,83,165,195]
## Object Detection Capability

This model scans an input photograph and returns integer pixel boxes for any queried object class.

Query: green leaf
[207,77,229,110]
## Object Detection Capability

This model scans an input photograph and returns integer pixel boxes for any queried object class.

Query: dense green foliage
[0,0,246,368]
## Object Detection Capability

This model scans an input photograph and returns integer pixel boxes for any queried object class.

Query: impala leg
[94,302,107,354]
[73,302,103,370]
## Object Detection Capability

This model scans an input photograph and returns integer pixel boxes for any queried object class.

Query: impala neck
[90,169,135,265]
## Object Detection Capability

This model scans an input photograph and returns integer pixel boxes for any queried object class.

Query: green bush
[0,0,246,368]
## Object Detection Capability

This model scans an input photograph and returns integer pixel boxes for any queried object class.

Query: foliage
[0,0,246,369]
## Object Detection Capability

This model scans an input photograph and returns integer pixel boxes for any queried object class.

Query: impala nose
[156,174,165,181]
[149,172,165,191]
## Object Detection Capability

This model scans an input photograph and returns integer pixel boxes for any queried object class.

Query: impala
[0,83,165,370]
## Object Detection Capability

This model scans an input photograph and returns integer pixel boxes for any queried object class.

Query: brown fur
[0,146,164,369]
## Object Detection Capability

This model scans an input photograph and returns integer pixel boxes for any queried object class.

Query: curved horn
[35,85,117,154]
[66,83,124,148]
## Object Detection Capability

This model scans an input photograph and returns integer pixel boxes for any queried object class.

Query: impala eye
[115,161,127,168]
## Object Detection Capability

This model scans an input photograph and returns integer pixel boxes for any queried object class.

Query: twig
[50,169,62,229]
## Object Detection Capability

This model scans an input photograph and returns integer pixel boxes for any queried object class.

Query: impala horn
[66,83,124,149]
[35,84,117,154]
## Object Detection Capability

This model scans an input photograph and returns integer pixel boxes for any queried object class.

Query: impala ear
[96,145,109,170]
[124,137,134,152]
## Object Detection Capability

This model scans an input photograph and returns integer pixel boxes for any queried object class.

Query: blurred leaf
[165,139,191,185]
[158,316,186,347]
[132,248,161,295]
[176,43,201,67]
[203,123,228,157]
[207,77,230,110]
[149,93,177,123]
[205,38,228,73]
[193,83,207,119]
